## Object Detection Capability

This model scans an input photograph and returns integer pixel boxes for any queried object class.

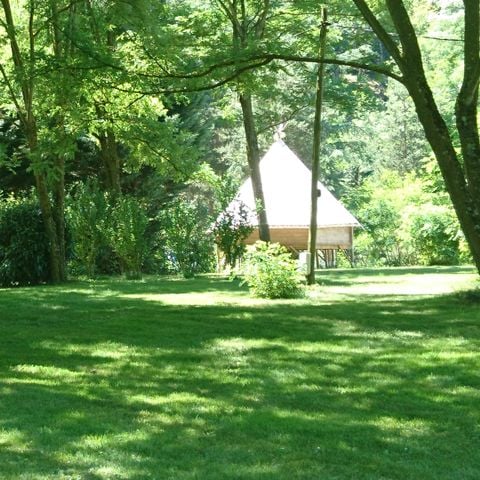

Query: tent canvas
[227,140,360,251]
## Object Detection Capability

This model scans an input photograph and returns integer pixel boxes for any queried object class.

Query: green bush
[242,242,305,299]
[158,197,215,278]
[67,182,108,278]
[104,196,149,280]
[409,206,461,265]
[0,195,50,286]
[357,198,417,266]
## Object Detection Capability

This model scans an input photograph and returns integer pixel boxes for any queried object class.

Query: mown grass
[0,266,479,479]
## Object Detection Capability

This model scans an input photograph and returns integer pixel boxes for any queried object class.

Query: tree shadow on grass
[0,276,479,479]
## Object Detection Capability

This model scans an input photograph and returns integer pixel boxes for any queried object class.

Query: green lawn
[1,266,479,480]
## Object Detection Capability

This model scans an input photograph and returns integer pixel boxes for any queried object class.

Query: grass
[0,266,479,479]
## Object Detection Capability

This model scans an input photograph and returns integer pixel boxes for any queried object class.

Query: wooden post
[307,6,328,285]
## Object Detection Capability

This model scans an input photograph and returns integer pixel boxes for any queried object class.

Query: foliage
[213,200,254,270]
[352,172,465,267]
[357,198,407,266]
[0,195,50,286]
[158,194,216,278]
[409,205,461,266]
[242,241,305,299]
[353,173,419,266]
[67,182,108,278]
[104,196,149,280]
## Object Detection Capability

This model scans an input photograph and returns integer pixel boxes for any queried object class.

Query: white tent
[229,140,360,254]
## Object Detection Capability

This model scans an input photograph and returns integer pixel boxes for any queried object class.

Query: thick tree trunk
[239,93,270,242]
[27,124,65,283]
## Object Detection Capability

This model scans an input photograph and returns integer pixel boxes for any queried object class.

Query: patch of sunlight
[355,372,407,388]
[39,303,67,310]
[11,364,81,380]
[136,410,185,426]
[121,291,307,307]
[53,287,120,298]
[421,350,479,360]
[77,430,150,450]
[0,429,31,452]
[450,385,480,396]
[322,272,477,296]
[57,449,133,480]
[37,340,147,360]
[93,465,127,478]
[269,368,309,384]
[210,337,271,353]
[210,337,385,358]
[223,464,282,477]
[295,342,376,355]
[370,416,432,439]
[128,391,211,407]
[271,406,327,422]
[91,343,139,360]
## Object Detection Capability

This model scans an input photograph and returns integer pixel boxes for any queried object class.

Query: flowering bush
[213,200,254,269]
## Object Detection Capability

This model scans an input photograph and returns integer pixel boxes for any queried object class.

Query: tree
[213,0,273,241]
[0,0,78,282]
[350,0,480,273]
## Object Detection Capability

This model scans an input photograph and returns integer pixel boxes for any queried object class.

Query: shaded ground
[0,267,479,479]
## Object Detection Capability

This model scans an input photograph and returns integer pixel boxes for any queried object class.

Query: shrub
[158,197,215,278]
[242,241,305,299]
[213,200,254,270]
[67,182,108,278]
[409,206,461,265]
[357,198,418,266]
[0,195,50,286]
[104,196,149,279]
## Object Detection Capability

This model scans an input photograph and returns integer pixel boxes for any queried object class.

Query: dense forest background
[0,0,476,285]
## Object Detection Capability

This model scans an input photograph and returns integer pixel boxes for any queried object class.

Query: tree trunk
[219,0,271,242]
[52,156,66,280]
[239,92,270,242]
[35,172,64,282]
[307,6,328,286]
[98,129,122,196]
[27,124,65,283]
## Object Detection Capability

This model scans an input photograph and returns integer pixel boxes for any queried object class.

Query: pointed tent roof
[231,140,360,228]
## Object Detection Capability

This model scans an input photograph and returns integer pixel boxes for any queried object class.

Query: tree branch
[351,0,403,67]
[32,0,83,38]
[0,62,27,126]
[121,52,403,84]
[254,0,270,38]
[216,0,241,33]
[129,135,189,177]
[100,58,275,96]
[385,0,424,69]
